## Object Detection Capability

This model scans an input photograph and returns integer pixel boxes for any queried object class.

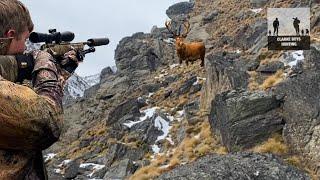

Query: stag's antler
[165,20,178,37]
[181,21,191,38]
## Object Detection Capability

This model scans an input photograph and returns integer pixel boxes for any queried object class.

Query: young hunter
[0,0,80,179]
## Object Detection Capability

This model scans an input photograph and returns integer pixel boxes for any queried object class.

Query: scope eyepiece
[29,31,75,44]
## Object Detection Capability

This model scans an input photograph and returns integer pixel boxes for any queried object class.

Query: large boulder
[200,52,249,112]
[166,2,194,19]
[105,98,145,125]
[115,32,177,78]
[157,152,310,180]
[104,159,138,180]
[210,89,284,151]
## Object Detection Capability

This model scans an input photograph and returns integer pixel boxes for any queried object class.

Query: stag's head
[165,20,190,49]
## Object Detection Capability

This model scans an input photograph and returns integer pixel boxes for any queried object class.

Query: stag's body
[176,38,205,66]
[166,20,205,67]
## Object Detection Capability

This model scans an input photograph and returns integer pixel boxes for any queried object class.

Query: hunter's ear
[4,29,16,38]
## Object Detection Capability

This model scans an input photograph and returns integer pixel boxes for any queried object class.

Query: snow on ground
[123,107,158,128]
[44,153,56,162]
[193,77,206,86]
[163,38,175,44]
[58,159,72,167]
[152,144,161,154]
[288,50,304,67]
[250,8,263,13]
[155,116,171,142]
[170,63,180,69]
[80,163,105,178]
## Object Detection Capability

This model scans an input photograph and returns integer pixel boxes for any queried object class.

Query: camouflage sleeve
[0,51,64,150]
[0,56,18,82]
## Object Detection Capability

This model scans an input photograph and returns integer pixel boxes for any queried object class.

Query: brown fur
[175,37,205,66]
[165,20,206,67]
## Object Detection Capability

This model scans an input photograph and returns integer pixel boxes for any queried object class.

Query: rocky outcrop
[104,159,138,179]
[166,2,194,19]
[210,90,284,151]
[274,44,320,175]
[233,18,267,51]
[115,30,177,79]
[256,61,285,73]
[158,152,310,180]
[200,52,249,111]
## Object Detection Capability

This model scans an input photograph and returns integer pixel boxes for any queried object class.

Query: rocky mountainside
[44,0,320,179]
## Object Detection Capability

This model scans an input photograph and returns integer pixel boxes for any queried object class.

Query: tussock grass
[252,133,288,155]
[260,70,284,90]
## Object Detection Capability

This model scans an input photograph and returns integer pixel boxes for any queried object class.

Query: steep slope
[44,0,320,179]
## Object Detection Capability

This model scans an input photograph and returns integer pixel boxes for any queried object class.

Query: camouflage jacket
[0,49,64,179]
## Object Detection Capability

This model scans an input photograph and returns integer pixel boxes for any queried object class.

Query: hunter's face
[6,29,30,55]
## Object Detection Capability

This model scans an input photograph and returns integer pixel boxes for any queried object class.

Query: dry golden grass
[130,120,226,179]
[252,133,288,155]
[248,71,259,91]
[260,70,285,90]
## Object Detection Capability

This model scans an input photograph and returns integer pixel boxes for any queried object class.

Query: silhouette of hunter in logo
[293,17,300,35]
[273,18,279,36]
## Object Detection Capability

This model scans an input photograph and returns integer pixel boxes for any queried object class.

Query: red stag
[165,20,205,67]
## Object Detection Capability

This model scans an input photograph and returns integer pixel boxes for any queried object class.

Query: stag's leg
[179,58,182,65]
[186,60,189,66]
[200,50,205,67]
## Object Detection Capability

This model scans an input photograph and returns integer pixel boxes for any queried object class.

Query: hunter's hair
[0,0,34,38]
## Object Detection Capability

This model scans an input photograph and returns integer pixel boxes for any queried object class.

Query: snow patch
[80,163,105,178]
[148,92,154,97]
[289,50,304,67]
[163,38,175,44]
[282,50,305,68]
[54,169,62,174]
[250,8,263,13]
[123,107,158,128]
[152,144,161,154]
[58,159,72,167]
[170,63,180,69]
[83,73,100,86]
[43,153,56,162]
[154,116,171,142]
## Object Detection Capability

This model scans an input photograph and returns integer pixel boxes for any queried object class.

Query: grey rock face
[104,159,138,180]
[64,160,80,179]
[166,2,194,19]
[100,66,115,84]
[202,10,219,24]
[157,152,310,180]
[250,0,269,8]
[106,98,145,125]
[210,90,284,151]
[104,143,145,167]
[175,76,197,96]
[233,19,267,51]
[115,31,177,79]
[274,45,320,176]
[256,61,285,73]
[184,100,200,125]
[201,52,249,112]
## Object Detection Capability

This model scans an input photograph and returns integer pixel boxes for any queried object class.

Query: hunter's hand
[57,49,81,85]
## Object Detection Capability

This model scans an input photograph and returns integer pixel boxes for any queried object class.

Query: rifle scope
[29,29,75,44]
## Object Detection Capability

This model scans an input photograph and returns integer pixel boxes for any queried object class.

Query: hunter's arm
[0,52,64,150]
[0,56,18,82]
